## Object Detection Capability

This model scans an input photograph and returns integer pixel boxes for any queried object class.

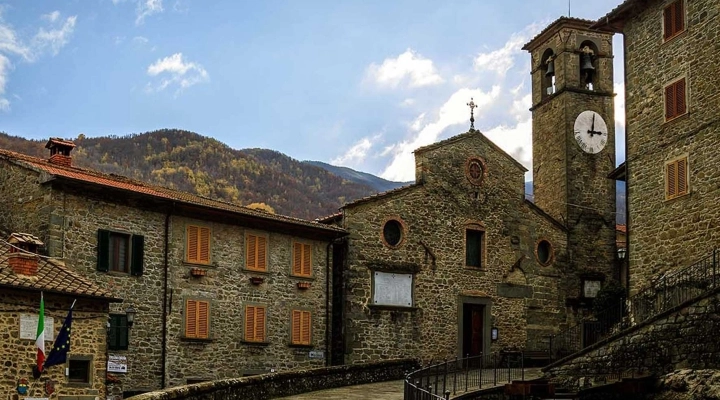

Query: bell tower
[523,18,617,298]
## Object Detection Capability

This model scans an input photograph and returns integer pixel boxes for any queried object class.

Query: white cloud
[473,22,544,78]
[136,0,164,25]
[400,98,415,107]
[0,54,10,111]
[331,136,377,167]
[614,82,625,129]
[146,52,208,93]
[379,86,501,181]
[365,49,443,89]
[32,15,77,56]
[41,11,61,23]
[133,36,149,45]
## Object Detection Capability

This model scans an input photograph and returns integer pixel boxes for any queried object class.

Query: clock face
[573,110,608,154]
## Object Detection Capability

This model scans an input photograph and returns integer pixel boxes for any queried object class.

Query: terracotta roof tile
[0,149,346,236]
[591,0,638,29]
[0,241,119,300]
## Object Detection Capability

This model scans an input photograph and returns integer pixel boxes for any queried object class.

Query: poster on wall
[372,272,413,307]
[108,355,128,373]
[19,314,54,340]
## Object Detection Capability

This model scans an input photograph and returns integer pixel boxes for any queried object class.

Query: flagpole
[70,299,77,310]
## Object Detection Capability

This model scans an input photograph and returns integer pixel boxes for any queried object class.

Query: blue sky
[0,0,625,182]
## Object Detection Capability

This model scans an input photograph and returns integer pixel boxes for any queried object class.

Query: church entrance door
[462,303,484,357]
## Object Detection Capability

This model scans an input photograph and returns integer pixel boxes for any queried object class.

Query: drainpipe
[161,208,172,388]
[325,240,332,367]
[623,33,631,297]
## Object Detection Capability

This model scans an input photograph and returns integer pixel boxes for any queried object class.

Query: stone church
[322,17,619,364]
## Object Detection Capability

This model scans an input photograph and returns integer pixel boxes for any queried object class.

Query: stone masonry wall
[624,0,720,294]
[544,289,720,387]
[342,131,569,364]
[0,290,109,399]
[0,160,53,244]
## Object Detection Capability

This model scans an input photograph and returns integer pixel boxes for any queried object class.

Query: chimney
[7,233,44,276]
[45,138,76,167]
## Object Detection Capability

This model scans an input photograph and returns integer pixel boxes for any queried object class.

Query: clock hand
[590,114,596,136]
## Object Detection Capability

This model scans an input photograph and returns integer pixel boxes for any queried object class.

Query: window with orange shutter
[291,310,311,345]
[185,299,210,339]
[665,156,689,200]
[664,78,687,121]
[246,234,267,271]
[663,0,685,41]
[244,305,266,342]
[186,225,211,264]
[292,242,312,277]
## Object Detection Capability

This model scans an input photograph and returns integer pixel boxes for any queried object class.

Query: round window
[536,239,553,265]
[383,220,403,247]
[465,158,486,186]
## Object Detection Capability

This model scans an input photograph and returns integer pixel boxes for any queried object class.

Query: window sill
[106,271,131,277]
[662,30,686,45]
[66,381,93,388]
[368,304,418,312]
[241,340,270,347]
[291,275,315,280]
[244,268,270,275]
[288,343,314,349]
[665,192,690,202]
[663,112,689,126]
[180,336,213,343]
[464,266,487,273]
[183,261,215,268]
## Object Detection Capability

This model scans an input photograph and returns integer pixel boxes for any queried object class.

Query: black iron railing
[404,352,531,400]
[550,248,719,361]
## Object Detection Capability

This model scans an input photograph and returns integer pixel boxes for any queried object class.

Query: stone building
[0,233,118,399]
[0,140,347,395]
[595,0,720,294]
[321,18,619,365]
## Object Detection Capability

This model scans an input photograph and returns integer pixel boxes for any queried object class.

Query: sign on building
[19,314,54,341]
[372,272,413,307]
[108,355,128,373]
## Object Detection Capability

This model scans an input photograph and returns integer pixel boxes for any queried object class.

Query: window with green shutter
[465,226,485,269]
[108,314,129,350]
[97,229,144,276]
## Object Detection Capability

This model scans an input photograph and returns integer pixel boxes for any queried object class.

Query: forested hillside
[0,130,381,219]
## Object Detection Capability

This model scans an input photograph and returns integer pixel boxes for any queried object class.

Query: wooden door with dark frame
[462,303,484,358]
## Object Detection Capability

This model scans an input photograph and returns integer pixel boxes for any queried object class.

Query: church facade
[323,18,619,364]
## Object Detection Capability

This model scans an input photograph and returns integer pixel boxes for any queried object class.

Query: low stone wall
[544,289,720,389]
[127,359,418,400]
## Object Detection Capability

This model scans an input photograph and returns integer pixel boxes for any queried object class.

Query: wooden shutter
[665,84,676,120]
[255,306,266,342]
[300,311,311,345]
[663,3,674,39]
[245,306,255,341]
[187,226,199,262]
[186,299,198,338]
[258,236,267,271]
[246,235,257,270]
[292,243,303,275]
[302,244,311,276]
[131,235,144,276]
[199,227,210,263]
[666,162,677,198]
[677,158,688,195]
[197,301,209,339]
[97,229,110,272]
[675,78,686,117]
[674,1,684,34]
[292,310,301,344]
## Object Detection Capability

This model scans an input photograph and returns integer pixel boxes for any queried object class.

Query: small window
[291,310,311,345]
[663,0,685,41]
[665,156,689,199]
[383,219,404,247]
[246,234,267,272]
[186,225,211,264]
[68,358,91,384]
[665,78,687,121]
[96,230,144,276]
[292,242,312,277]
[536,239,554,266]
[108,314,129,350]
[244,305,266,343]
[185,299,210,339]
[466,228,485,268]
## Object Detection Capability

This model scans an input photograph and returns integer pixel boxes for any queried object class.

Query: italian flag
[36,292,45,373]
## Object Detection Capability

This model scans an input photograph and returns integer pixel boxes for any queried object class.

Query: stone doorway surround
[457,294,492,358]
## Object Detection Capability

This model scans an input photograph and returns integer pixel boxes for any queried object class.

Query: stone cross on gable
[467,98,477,130]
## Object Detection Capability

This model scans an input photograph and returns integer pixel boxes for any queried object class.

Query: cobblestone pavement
[274,368,543,399]
[273,380,405,400]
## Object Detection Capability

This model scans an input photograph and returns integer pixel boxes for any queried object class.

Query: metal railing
[404,352,529,400]
[550,248,719,361]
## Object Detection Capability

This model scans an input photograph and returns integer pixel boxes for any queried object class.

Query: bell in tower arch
[545,55,555,77]
[580,45,596,89]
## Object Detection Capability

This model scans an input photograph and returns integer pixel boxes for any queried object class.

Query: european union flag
[44,303,74,369]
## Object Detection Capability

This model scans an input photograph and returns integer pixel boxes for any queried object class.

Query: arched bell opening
[578,40,599,91]
[541,48,556,97]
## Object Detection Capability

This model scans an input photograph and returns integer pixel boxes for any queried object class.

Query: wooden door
[462,304,484,357]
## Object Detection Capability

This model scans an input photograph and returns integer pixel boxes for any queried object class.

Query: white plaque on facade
[19,314,54,341]
[108,355,128,373]
[308,351,324,359]
[373,272,413,307]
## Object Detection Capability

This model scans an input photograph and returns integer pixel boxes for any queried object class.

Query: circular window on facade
[536,239,554,266]
[382,219,404,248]
[465,158,486,186]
